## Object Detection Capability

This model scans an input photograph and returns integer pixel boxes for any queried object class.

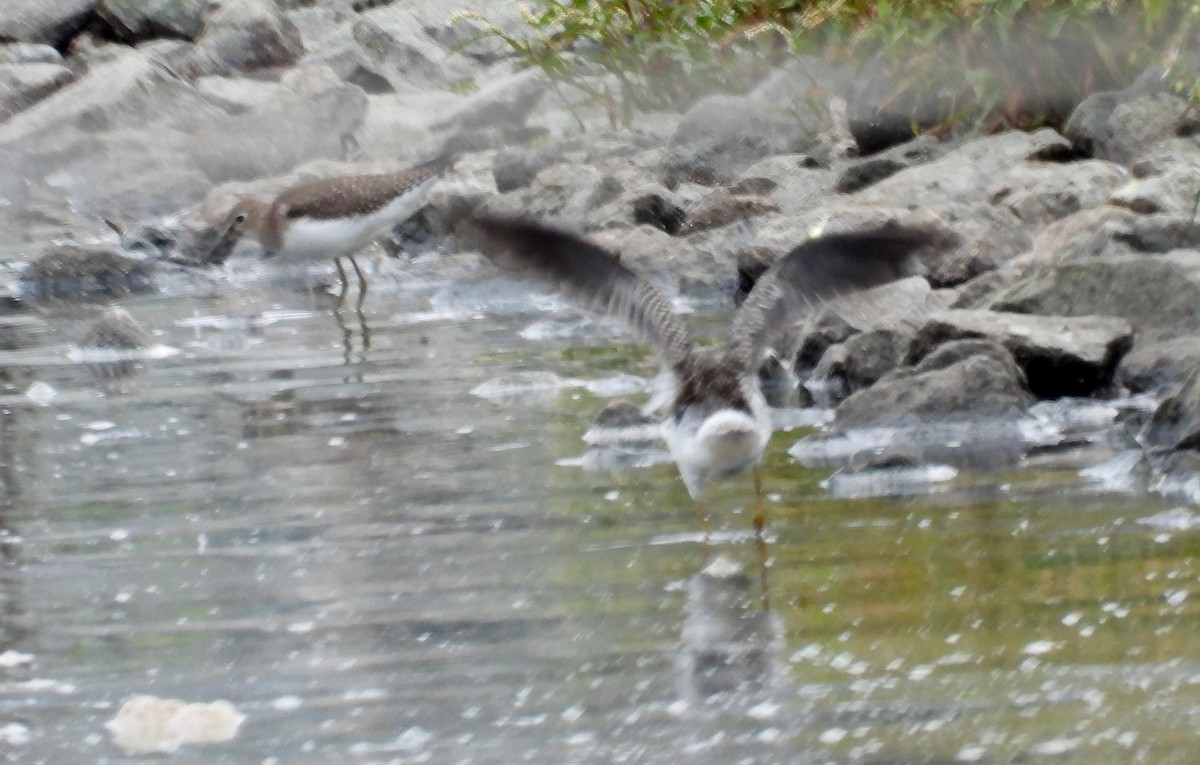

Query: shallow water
[1,265,1198,764]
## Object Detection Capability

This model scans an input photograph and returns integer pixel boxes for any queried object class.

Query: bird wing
[464,215,694,368]
[725,228,939,372]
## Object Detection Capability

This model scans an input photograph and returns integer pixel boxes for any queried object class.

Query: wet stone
[18,244,156,302]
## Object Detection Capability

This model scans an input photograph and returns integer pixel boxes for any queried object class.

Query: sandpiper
[465,215,939,531]
[204,148,456,301]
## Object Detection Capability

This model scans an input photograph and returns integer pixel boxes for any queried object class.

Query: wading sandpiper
[465,215,939,531]
[205,148,456,302]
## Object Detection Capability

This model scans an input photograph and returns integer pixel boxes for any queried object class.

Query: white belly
[665,389,772,498]
[277,176,437,261]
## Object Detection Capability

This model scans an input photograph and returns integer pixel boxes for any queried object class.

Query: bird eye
[233,212,247,225]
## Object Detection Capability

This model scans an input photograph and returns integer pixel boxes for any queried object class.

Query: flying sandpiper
[465,214,940,532]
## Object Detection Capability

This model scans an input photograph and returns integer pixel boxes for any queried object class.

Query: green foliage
[461,1,1200,132]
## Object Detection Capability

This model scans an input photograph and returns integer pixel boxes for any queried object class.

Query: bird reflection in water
[680,553,782,708]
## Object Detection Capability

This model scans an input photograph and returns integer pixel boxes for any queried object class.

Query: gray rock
[0,62,74,122]
[987,158,1128,227]
[187,85,368,183]
[794,310,857,377]
[662,93,825,186]
[0,0,94,47]
[1065,71,1187,164]
[630,186,686,235]
[927,204,1029,285]
[97,0,208,40]
[835,339,1034,428]
[432,67,547,133]
[811,327,912,404]
[1119,337,1200,394]
[0,49,225,150]
[18,244,156,302]
[168,0,304,78]
[1025,205,1139,264]
[1109,165,1200,216]
[683,191,779,234]
[835,135,946,193]
[731,155,833,215]
[1142,367,1200,450]
[354,5,473,93]
[0,42,63,64]
[493,142,567,193]
[990,252,1200,334]
[852,129,1072,208]
[1113,214,1200,253]
[907,309,1133,398]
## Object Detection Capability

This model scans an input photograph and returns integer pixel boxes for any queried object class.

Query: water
[1,264,1198,763]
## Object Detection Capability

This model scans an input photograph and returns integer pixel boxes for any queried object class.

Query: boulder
[662,93,826,186]
[990,252,1200,334]
[907,309,1133,398]
[353,5,474,93]
[835,339,1034,428]
[682,191,779,234]
[0,0,94,47]
[167,0,304,78]
[1118,337,1200,394]
[97,0,209,40]
[987,158,1128,227]
[1141,367,1200,450]
[1064,66,1187,164]
[0,42,62,64]
[0,62,74,122]
[834,135,946,193]
[18,244,155,302]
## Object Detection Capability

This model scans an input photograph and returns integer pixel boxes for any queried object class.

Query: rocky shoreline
[2,1,1200,502]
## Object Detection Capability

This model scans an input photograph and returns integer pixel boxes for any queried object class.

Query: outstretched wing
[726,228,939,372]
[464,214,693,367]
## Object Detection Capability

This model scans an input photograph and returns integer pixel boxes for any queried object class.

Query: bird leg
[333,258,351,308]
[349,255,370,308]
[751,467,766,537]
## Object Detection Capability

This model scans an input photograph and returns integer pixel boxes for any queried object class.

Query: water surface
[1,267,1197,764]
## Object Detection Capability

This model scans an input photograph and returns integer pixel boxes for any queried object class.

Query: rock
[835,339,1034,428]
[851,129,1073,209]
[97,0,209,40]
[0,62,74,122]
[82,305,152,350]
[990,252,1200,334]
[662,93,825,186]
[1118,337,1200,394]
[592,225,720,292]
[907,309,1133,398]
[18,244,155,302]
[186,84,368,183]
[1024,205,1139,264]
[630,186,686,235]
[924,204,1028,286]
[0,42,63,64]
[353,5,473,94]
[168,0,304,78]
[0,49,224,149]
[0,0,94,47]
[810,327,912,404]
[739,207,956,267]
[834,135,946,193]
[1113,214,1200,253]
[1141,367,1200,450]
[987,158,1128,227]
[195,74,283,113]
[794,310,857,377]
[1064,66,1185,164]
[683,191,779,234]
[432,67,547,133]
[733,156,833,216]
[493,142,568,193]
[1109,165,1200,216]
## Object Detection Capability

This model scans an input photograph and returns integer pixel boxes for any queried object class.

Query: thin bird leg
[751,467,766,536]
[349,255,370,307]
[333,258,351,308]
